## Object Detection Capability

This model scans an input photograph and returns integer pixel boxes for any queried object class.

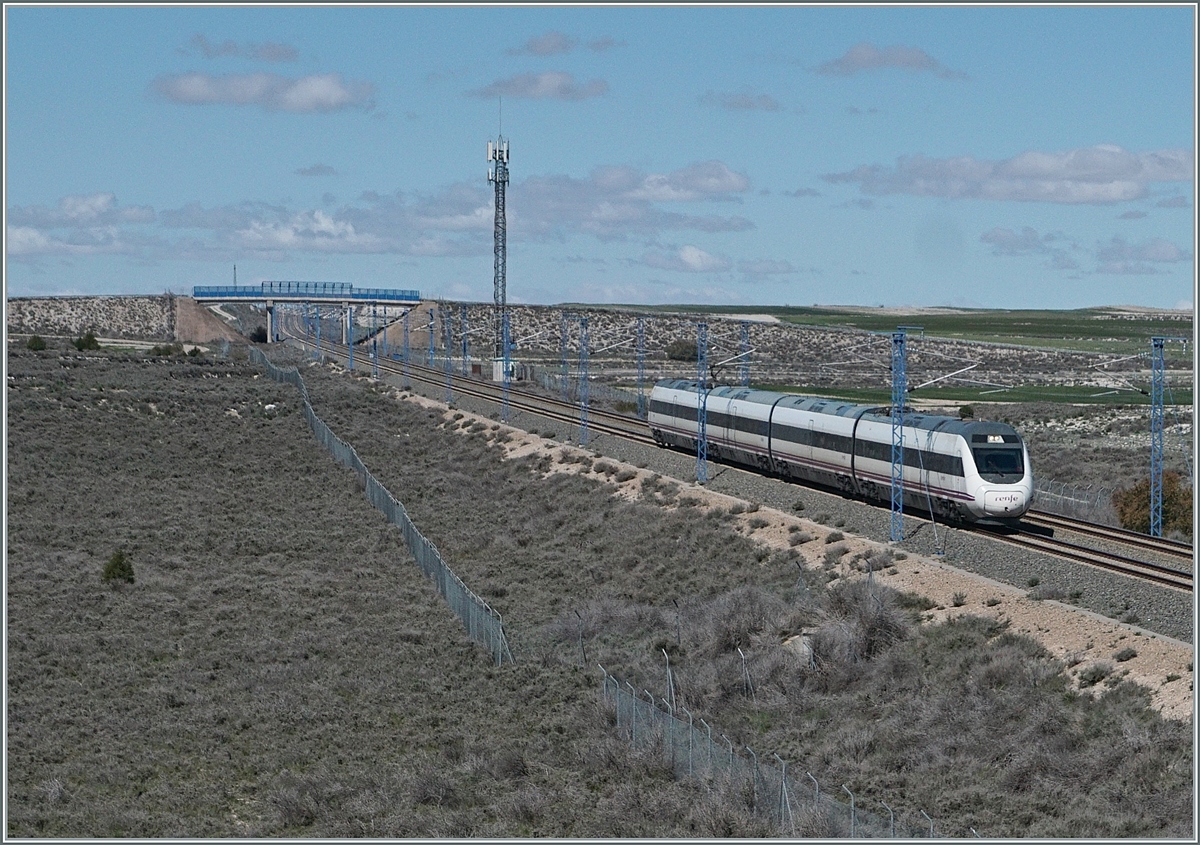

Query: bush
[824,531,844,544]
[959,405,975,419]
[249,326,269,343]
[1113,647,1138,663]
[26,335,47,351]
[951,591,967,607]
[101,550,134,584]
[665,338,698,361]
[1077,661,1113,688]
[73,331,100,351]
[1112,473,1193,538]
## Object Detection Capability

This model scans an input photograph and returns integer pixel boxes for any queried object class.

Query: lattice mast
[697,322,709,484]
[578,316,590,445]
[889,329,908,542]
[1149,336,1189,537]
[636,316,647,418]
[488,136,510,359]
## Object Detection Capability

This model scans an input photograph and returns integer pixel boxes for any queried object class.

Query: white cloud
[824,145,1193,205]
[980,225,1078,270]
[152,72,375,113]
[1097,236,1191,265]
[8,193,155,228]
[8,159,757,264]
[296,164,337,177]
[468,71,607,101]
[189,34,298,62]
[816,42,968,80]
[698,90,781,112]
[642,245,732,273]
[509,31,576,56]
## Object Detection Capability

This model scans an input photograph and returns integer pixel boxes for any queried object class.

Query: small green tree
[102,550,135,584]
[1112,472,1193,537]
[959,405,975,419]
[665,338,697,361]
[73,331,101,351]
[26,335,47,351]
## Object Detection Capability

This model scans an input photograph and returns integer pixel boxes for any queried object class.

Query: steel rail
[971,525,1193,592]
[1023,510,1194,561]
[279,324,1193,593]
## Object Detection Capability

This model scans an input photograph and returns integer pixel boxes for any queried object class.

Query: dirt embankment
[173,297,245,343]
[5,295,248,344]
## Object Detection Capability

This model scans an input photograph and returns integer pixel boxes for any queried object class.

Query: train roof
[653,379,1023,439]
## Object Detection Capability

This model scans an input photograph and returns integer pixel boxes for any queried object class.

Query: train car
[648,379,1033,523]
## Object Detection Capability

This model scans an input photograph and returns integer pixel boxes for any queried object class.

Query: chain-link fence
[599,667,940,838]
[530,366,645,414]
[251,347,513,665]
[1033,478,1119,524]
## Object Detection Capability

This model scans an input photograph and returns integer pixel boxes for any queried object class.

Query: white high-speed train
[648,379,1033,523]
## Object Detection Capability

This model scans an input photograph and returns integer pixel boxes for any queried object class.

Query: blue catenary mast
[740,321,750,387]
[697,322,709,484]
[578,316,590,445]
[371,303,379,379]
[427,309,436,368]
[316,305,323,360]
[890,329,908,542]
[460,303,469,377]
[560,311,571,401]
[636,316,647,419]
[443,313,454,404]
[1148,336,1189,536]
[1150,337,1165,537]
[402,311,411,389]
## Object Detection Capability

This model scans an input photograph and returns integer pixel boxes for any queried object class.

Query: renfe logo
[992,493,1020,504]
[985,490,1026,514]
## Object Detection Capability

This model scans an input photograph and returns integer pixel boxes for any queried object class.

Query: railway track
[971,523,1193,592]
[1022,510,1193,562]
[280,329,1194,594]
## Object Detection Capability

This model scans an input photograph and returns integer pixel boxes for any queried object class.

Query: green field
[626,304,1193,356]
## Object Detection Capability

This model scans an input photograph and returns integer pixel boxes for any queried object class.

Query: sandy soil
[175,297,246,343]
[396,388,1194,722]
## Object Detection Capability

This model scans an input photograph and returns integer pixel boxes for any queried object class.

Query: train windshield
[972,448,1024,481]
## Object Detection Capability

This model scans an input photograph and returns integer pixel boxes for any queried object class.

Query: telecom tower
[488,136,510,359]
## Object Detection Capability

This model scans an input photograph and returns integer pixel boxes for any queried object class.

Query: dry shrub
[1112,472,1192,538]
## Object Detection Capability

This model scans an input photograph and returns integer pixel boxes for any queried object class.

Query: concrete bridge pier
[266,299,275,343]
[342,302,352,345]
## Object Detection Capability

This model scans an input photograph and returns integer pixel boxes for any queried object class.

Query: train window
[972,448,1023,480]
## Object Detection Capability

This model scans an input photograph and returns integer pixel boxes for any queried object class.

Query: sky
[4,3,1196,310]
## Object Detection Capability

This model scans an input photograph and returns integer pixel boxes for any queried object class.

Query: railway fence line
[250,346,514,666]
[254,341,951,837]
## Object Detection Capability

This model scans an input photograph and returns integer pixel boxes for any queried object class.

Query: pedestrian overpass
[193,281,420,343]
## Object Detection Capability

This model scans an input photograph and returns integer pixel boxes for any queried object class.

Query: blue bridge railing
[193,282,420,302]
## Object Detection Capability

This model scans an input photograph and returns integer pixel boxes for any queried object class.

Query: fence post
[682,707,693,778]
[774,753,795,835]
[700,719,712,774]
[747,746,758,810]
[881,800,895,838]
[807,771,819,808]
[843,784,855,838]
[921,809,935,838]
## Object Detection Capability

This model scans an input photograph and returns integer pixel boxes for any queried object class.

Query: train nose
[984,490,1026,516]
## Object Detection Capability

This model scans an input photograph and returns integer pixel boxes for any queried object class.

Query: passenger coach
[648,379,1033,523]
